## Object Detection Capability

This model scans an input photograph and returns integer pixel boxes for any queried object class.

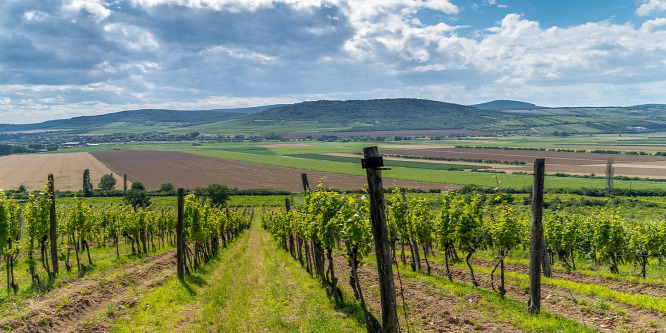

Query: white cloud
[23,10,50,21]
[200,46,275,64]
[63,0,112,22]
[103,23,160,51]
[5,0,666,123]
[637,0,666,16]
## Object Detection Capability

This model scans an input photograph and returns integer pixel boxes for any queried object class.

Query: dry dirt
[92,150,459,192]
[0,152,122,191]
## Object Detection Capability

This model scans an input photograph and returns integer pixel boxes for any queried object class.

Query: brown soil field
[91,150,458,192]
[258,129,487,139]
[0,152,122,191]
[382,147,666,178]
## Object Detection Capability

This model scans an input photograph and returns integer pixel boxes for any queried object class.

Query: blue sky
[2,0,666,123]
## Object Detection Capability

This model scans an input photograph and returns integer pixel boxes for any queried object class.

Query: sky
[2,0,666,123]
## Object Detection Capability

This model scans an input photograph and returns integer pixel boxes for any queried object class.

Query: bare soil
[382,147,666,178]
[0,152,122,191]
[92,150,458,192]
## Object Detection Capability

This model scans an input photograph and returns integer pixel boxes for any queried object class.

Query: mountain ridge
[1,99,664,136]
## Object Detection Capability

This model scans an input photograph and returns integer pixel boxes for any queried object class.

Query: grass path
[111,211,364,332]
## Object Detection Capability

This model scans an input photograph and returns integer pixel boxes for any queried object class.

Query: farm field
[0,152,121,191]
[257,129,488,138]
[381,146,666,178]
[2,172,666,331]
[91,150,457,192]
[42,139,665,192]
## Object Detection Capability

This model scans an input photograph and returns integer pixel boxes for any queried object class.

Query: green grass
[59,140,666,191]
[180,147,665,191]
[111,212,364,332]
[0,240,172,321]
[455,260,666,314]
[287,153,488,170]
[473,250,666,285]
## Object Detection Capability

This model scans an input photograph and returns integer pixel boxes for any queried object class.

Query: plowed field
[383,147,666,178]
[92,150,457,191]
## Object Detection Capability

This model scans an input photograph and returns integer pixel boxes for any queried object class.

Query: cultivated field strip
[92,150,456,191]
[0,152,122,191]
[382,147,666,178]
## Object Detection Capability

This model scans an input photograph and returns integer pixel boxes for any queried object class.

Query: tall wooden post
[48,174,59,275]
[301,173,310,192]
[528,159,545,314]
[363,146,399,332]
[300,174,314,275]
[177,188,185,280]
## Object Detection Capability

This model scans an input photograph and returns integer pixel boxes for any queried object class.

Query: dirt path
[0,249,176,333]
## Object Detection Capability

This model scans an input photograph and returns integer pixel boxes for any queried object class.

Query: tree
[206,184,230,207]
[82,169,93,197]
[124,182,150,209]
[98,173,117,191]
[159,183,175,192]
[606,157,614,194]
[17,185,26,192]
[123,174,128,192]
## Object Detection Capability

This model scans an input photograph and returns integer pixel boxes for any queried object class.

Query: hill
[471,100,544,110]
[207,105,283,114]
[1,99,665,137]
[225,98,508,132]
[0,109,245,134]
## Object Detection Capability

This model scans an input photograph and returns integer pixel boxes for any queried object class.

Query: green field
[56,138,666,192]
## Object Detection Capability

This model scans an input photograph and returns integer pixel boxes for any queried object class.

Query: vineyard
[0,185,252,332]
[1,156,666,331]
[262,183,666,331]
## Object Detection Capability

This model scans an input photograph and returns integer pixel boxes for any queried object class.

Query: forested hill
[239,99,507,131]
[471,100,544,110]
[0,109,245,133]
[2,99,665,136]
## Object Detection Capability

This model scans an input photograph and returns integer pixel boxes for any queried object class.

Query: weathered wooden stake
[301,173,310,192]
[528,158,545,314]
[363,146,399,332]
[48,174,59,275]
[540,231,552,278]
[177,188,185,280]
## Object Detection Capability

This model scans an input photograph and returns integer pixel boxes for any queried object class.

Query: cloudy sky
[2,0,666,123]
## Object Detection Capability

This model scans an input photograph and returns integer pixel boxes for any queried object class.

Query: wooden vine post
[528,159,545,314]
[177,188,185,280]
[48,174,59,276]
[362,146,399,332]
[301,173,313,275]
[301,173,310,192]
